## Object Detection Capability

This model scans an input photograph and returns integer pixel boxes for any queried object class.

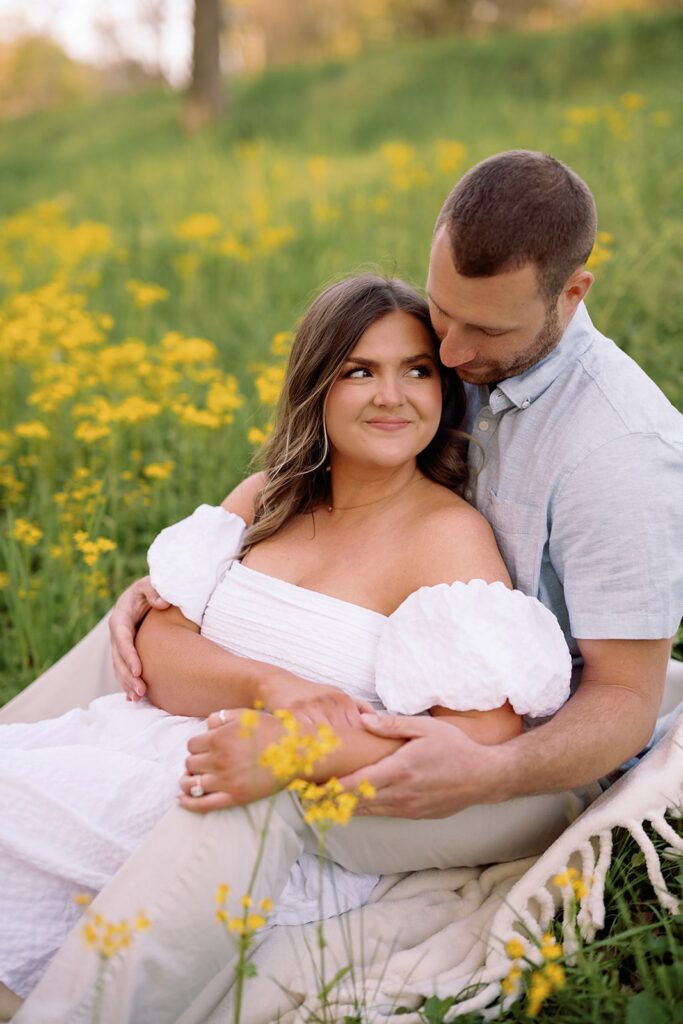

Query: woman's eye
[344,367,371,379]
[407,365,432,378]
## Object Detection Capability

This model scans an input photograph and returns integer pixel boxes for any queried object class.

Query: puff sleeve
[374,579,571,719]
[146,504,247,627]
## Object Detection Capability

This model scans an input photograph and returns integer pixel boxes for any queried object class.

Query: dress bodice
[148,505,572,720]
[202,561,386,710]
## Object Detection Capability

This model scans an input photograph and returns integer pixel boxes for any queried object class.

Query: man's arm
[338,637,671,818]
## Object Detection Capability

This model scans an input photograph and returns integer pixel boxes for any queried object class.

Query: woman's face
[325,310,443,471]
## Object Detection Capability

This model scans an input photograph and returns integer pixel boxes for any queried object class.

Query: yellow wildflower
[621,92,645,111]
[505,937,526,960]
[81,909,150,959]
[259,712,340,782]
[380,141,416,170]
[239,708,259,738]
[175,213,222,241]
[501,964,522,996]
[125,279,169,309]
[311,201,341,224]
[215,883,230,904]
[435,140,467,175]
[247,426,270,446]
[256,225,296,254]
[11,519,43,546]
[307,156,330,183]
[260,898,274,912]
[650,111,671,128]
[0,572,9,590]
[240,895,252,908]
[15,420,50,440]
[270,331,293,357]
[142,461,175,481]
[254,365,285,406]
[356,779,376,800]
[218,234,252,262]
[564,106,601,126]
[74,893,93,907]
[74,421,110,443]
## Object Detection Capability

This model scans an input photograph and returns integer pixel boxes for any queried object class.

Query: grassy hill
[1,6,681,689]
[0,12,682,1021]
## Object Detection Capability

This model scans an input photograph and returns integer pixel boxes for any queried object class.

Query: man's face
[426,227,562,385]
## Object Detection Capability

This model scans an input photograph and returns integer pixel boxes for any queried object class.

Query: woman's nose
[373,375,403,406]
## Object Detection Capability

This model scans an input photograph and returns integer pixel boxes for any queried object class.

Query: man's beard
[457,305,562,386]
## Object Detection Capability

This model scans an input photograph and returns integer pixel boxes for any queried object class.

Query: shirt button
[478,419,490,431]
[464,488,473,501]
[521,397,531,409]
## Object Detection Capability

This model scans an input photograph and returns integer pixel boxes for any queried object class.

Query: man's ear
[558,268,593,324]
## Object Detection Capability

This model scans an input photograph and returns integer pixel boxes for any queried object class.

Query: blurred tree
[0,34,95,118]
[185,0,226,132]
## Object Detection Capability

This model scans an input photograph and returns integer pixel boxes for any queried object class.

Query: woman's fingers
[178,791,234,814]
[206,710,237,730]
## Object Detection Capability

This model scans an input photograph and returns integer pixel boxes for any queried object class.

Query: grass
[0,10,681,1020]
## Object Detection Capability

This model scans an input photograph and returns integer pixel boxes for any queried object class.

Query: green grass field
[0,10,681,1020]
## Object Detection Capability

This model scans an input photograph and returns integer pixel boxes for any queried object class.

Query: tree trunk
[185,0,226,132]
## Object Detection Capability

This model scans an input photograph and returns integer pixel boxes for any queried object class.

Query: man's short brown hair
[436,150,597,301]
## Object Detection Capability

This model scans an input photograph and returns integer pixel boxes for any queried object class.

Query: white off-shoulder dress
[0,505,571,998]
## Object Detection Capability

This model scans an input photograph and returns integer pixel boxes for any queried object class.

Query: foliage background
[0,9,681,700]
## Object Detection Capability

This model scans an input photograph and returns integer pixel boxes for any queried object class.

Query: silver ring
[190,776,205,798]
[218,709,228,725]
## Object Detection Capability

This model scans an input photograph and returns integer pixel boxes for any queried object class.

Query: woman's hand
[258,671,374,730]
[178,709,282,813]
[109,576,170,700]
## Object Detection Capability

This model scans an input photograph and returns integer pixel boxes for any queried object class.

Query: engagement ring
[190,776,205,798]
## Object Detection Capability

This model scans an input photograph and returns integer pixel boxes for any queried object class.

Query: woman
[1,275,571,1019]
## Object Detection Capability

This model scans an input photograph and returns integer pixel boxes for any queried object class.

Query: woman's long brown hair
[243,274,467,553]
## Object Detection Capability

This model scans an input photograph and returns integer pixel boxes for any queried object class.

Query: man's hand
[259,672,374,731]
[338,713,507,818]
[178,709,281,813]
[109,576,170,700]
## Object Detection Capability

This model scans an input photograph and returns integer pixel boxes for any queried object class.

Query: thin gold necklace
[326,472,419,513]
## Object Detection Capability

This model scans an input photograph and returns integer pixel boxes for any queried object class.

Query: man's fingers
[359,712,431,740]
[336,758,394,795]
[184,752,214,776]
[111,644,145,699]
[187,730,211,755]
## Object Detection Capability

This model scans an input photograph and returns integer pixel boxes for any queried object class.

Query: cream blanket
[2,617,682,1022]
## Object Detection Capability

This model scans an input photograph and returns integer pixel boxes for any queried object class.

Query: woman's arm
[136,606,369,725]
[178,699,522,813]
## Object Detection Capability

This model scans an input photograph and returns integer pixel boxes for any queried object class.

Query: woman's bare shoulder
[220,472,267,527]
[406,486,511,589]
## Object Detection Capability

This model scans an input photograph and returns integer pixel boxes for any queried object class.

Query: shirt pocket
[484,489,546,596]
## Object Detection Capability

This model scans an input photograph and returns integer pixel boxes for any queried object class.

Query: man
[111,150,682,818]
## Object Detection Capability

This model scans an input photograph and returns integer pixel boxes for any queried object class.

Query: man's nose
[439,324,477,369]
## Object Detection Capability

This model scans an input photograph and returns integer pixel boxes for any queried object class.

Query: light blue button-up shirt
[462,302,683,658]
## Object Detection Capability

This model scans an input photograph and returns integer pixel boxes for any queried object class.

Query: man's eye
[480,328,508,338]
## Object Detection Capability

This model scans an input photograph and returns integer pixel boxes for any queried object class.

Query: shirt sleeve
[147,505,247,626]
[549,432,683,640]
[374,579,572,718]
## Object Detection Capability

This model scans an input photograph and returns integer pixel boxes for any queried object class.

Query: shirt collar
[495,301,596,411]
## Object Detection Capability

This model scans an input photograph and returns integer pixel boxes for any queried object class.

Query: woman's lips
[364,418,412,431]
